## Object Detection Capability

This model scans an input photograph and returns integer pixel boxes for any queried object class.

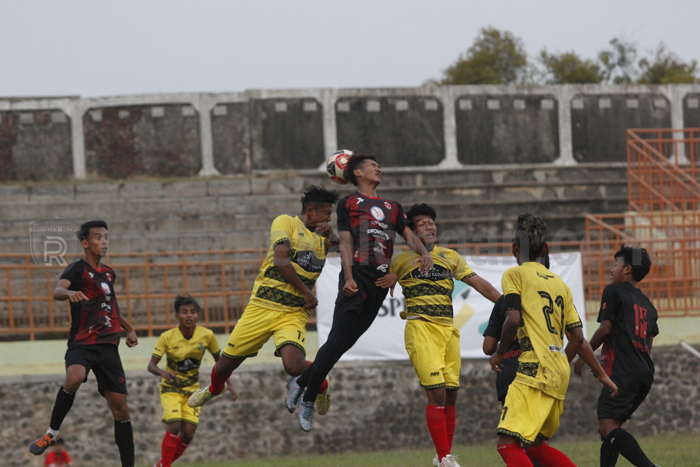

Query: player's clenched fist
[68,291,88,302]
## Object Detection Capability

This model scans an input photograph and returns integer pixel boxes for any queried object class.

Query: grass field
[148,435,697,467]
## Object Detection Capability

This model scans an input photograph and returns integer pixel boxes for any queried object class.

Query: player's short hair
[174,294,201,314]
[514,213,548,261]
[614,244,652,282]
[405,203,437,230]
[300,185,340,212]
[345,154,378,186]
[77,220,108,241]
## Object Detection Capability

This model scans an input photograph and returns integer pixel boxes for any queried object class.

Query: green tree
[539,50,603,84]
[637,44,698,84]
[599,38,639,84]
[440,27,528,85]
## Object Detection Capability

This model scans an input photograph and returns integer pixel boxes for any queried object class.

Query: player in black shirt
[574,245,660,467]
[29,220,138,467]
[286,154,433,432]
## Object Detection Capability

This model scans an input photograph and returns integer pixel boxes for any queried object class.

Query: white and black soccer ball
[326,149,354,185]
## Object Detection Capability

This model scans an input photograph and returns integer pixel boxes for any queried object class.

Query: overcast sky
[1,0,698,98]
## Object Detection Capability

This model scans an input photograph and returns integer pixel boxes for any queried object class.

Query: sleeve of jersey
[270,215,294,250]
[564,288,583,331]
[501,269,522,312]
[453,254,475,281]
[152,333,167,359]
[395,202,407,235]
[597,285,618,323]
[336,198,351,232]
[207,331,222,354]
[59,262,81,290]
[483,297,505,338]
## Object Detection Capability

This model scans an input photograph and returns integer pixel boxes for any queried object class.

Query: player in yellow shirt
[187,185,339,414]
[379,203,500,467]
[148,295,236,467]
[148,296,236,467]
[489,214,617,467]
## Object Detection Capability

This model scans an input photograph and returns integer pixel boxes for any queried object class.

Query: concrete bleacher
[0,162,628,254]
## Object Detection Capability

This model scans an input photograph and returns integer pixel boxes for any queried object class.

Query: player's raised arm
[462,275,500,303]
[401,227,433,274]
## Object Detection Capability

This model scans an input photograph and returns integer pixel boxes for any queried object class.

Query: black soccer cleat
[29,432,58,455]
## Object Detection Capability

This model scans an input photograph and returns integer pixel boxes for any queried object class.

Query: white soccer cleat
[298,399,315,432]
[432,453,439,466]
[187,385,222,408]
[285,376,304,413]
[439,454,460,467]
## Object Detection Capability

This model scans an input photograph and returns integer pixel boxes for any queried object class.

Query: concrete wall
[1,84,699,182]
[2,344,697,467]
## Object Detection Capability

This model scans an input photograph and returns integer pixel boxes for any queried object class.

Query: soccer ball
[326,149,354,185]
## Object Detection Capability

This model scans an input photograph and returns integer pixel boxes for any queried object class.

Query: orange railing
[583,129,700,319]
[0,243,583,340]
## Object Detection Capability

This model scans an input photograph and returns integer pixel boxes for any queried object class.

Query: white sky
[1,0,698,98]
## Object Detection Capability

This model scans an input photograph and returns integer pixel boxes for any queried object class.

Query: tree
[539,50,603,84]
[599,38,639,84]
[637,43,699,84]
[440,27,528,85]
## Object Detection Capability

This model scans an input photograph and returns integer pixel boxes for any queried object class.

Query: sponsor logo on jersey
[370,220,388,229]
[537,272,554,280]
[384,202,392,210]
[373,241,386,254]
[105,272,112,281]
[367,228,390,240]
[356,197,364,204]
[101,302,112,312]
[430,371,440,377]
[100,282,111,296]
[376,264,389,273]
[548,345,562,352]
[198,343,204,350]
[370,206,385,221]
[89,272,94,278]
[104,315,112,327]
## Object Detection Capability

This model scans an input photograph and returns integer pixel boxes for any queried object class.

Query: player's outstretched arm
[463,275,501,303]
[339,231,358,297]
[315,222,339,249]
[273,242,318,309]
[490,308,520,372]
[52,279,87,302]
[401,228,433,274]
[573,320,613,375]
[119,315,138,347]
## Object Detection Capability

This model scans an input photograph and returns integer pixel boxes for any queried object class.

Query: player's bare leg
[188,355,243,408]
[29,364,86,455]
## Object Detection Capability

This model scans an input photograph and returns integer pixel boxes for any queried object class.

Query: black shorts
[65,344,127,397]
[597,375,651,421]
[335,267,389,318]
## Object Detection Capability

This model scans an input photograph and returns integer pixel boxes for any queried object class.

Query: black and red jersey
[337,193,407,271]
[483,295,522,401]
[598,282,659,384]
[60,259,121,347]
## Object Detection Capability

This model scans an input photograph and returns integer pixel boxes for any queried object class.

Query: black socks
[602,428,655,467]
[49,386,76,431]
[114,419,134,467]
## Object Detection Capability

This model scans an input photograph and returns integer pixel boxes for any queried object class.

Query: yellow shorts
[160,390,200,425]
[404,319,461,390]
[497,381,564,445]
[222,303,307,359]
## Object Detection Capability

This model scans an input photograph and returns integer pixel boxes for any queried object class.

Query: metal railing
[583,129,700,319]
[0,243,583,340]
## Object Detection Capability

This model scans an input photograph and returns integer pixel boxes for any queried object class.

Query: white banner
[315,252,587,361]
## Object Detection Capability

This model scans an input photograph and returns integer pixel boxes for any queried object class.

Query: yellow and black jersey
[152,326,221,396]
[249,215,328,313]
[390,246,475,326]
[501,262,583,400]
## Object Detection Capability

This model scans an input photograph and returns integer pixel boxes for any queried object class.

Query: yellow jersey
[501,262,583,400]
[152,326,221,396]
[390,246,475,326]
[249,215,328,313]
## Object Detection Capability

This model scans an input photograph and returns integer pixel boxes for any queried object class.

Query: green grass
[147,435,696,467]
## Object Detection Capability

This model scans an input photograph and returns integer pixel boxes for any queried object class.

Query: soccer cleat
[298,399,315,432]
[284,376,303,413]
[187,385,222,408]
[29,433,58,455]
[439,454,460,467]
[433,454,439,466]
[315,380,331,416]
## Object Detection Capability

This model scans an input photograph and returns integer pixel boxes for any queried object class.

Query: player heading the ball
[286,154,435,432]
